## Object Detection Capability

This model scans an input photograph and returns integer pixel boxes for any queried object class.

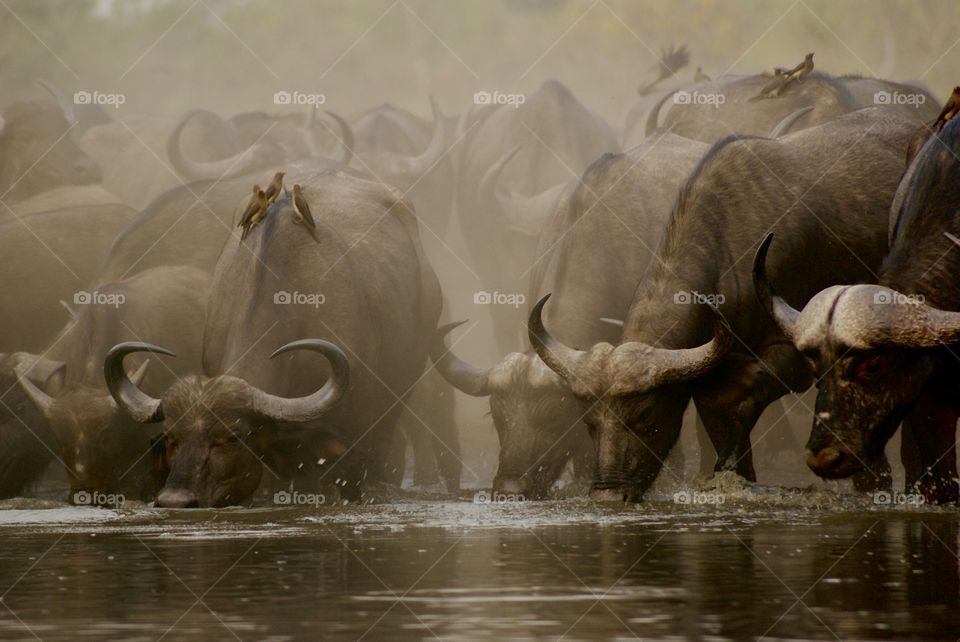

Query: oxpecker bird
[238,184,263,229]
[933,86,960,132]
[781,52,814,84]
[240,187,268,241]
[264,171,286,205]
[292,184,319,242]
[750,70,790,101]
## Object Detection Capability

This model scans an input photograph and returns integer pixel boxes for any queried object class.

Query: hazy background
[3,0,959,122]
[2,0,951,488]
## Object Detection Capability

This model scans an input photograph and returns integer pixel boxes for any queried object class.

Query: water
[1,486,957,642]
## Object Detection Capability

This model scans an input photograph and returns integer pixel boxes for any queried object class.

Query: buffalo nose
[493,477,524,496]
[805,446,845,476]
[590,486,635,503]
[156,488,199,508]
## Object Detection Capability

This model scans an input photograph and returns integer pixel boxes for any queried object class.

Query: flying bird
[637,43,690,96]
[239,187,268,241]
[264,171,286,205]
[932,86,960,131]
[292,184,319,242]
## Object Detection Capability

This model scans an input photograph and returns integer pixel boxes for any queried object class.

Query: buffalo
[0,204,137,353]
[0,98,101,203]
[433,132,707,498]
[639,72,938,145]
[754,115,960,504]
[14,266,209,503]
[456,79,620,353]
[106,172,443,507]
[530,108,917,501]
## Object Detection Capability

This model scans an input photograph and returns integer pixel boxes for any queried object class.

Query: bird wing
[238,201,260,227]
[295,193,316,229]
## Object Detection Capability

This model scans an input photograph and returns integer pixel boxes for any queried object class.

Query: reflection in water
[0,500,957,640]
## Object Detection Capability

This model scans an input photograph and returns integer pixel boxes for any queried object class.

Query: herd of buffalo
[2,57,959,509]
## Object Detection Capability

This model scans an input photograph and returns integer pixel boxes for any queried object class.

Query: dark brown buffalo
[15,266,209,503]
[107,171,442,507]
[530,108,916,502]
[754,115,960,504]
[434,132,707,498]
[0,353,65,498]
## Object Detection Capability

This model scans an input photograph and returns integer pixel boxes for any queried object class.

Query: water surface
[0,488,957,641]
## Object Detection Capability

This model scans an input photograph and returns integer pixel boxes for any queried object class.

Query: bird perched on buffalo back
[292,184,319,242]
[780,52,814,84]
[750,69,790,101]
[239,186,268,241]
[932,86,960,132]
[264,171,286,205]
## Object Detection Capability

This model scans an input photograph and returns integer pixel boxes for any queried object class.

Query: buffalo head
[104,339,349,508]
[528,295,731,502]
[0,99,100,201]
[753,233,960,480]
[431,322,587,499]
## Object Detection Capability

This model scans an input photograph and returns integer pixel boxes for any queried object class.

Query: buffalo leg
[904,386,959,504]
[693,345,813,482]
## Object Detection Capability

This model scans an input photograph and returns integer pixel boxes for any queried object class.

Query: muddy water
[0,489,957,641]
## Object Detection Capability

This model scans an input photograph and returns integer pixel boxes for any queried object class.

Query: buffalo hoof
[156,488,199,508]
[917,477,960,505]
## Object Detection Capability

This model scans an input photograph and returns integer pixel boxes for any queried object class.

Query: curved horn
[753,233,801,340]
[430,321,491,397]
[528,294,589,384]
[104,342,175,423]
[317,111,354,165]
[166,109,271,181]
[16,376,55,420]
[768,106,813,138]
[37,79,75,125]
[249,339,350,423]
[609,306,732,394]
[850,289,960,349]
[645,89,679,137]
[479,146,565,237]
